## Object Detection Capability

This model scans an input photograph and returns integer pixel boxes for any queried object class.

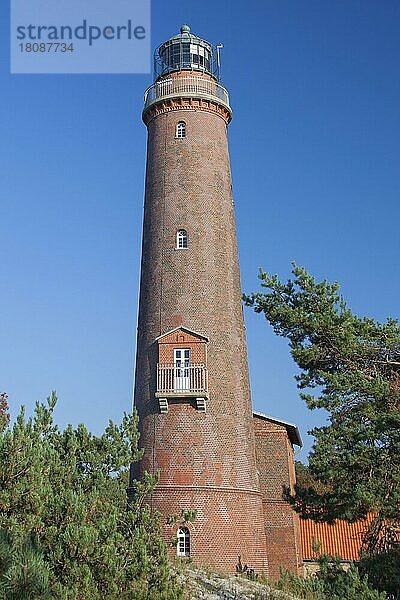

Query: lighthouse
[132,25,269,573]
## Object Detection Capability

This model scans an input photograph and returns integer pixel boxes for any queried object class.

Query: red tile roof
[301,515,373,561]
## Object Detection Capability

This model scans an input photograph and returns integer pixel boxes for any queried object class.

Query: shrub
[271,555,386,600]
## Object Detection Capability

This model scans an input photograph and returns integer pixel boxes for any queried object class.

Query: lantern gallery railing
[143,76,231,111]
[156,363,209,397]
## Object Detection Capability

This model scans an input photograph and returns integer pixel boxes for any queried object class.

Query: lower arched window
[177,527,190,557]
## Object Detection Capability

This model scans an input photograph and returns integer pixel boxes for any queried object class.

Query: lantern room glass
[154,25,219,81]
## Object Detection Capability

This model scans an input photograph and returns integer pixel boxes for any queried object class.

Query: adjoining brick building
[130,25,303,577]
[253,413,303,578]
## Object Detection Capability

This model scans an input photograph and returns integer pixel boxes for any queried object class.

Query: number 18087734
[19,43,75,53]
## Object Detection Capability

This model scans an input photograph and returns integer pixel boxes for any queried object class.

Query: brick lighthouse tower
[132,25,268,573]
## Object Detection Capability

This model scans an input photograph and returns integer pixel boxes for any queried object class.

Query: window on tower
[177,527,190,557]
[176,121,186,138]
[176,229,188,249]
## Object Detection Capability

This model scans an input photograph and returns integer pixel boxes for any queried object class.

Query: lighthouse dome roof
[165,25,212,47]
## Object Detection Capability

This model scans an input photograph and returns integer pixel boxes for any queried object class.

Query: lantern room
[154,25,219,80]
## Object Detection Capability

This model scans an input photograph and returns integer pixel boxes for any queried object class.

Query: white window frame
[176,229,188,249]
[176,121,186,139]
[177,527,190,557]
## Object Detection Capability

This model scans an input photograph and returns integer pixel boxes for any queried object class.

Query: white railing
[144,76,230,111]
[157,363,209,395]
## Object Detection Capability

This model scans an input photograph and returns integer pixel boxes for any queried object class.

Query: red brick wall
[158,328,207,365]
[132,71,268,573]
[253,416,303,579]
[153,483,268,572]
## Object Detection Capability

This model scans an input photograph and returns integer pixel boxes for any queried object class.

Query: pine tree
[0,530,50,600]
[244,265,400,557]
[0,394,9,432]
[0,393,183,600]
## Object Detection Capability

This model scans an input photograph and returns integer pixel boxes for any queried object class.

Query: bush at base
[271,555,386,600]
[0,393,183,600]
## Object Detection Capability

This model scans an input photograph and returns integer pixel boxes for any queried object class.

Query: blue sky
[1,1,399,461]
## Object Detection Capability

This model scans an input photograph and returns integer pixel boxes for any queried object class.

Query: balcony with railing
[143,76,231,112]
[156,363,209,398]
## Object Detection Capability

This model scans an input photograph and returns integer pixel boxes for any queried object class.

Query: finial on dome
[180,24,190,34]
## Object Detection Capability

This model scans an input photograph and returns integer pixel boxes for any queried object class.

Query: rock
[176,565,302,600]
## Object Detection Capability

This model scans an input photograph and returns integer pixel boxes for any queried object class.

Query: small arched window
[177,527,190,557]
[176,121,186,139]
[176,229,188,249]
